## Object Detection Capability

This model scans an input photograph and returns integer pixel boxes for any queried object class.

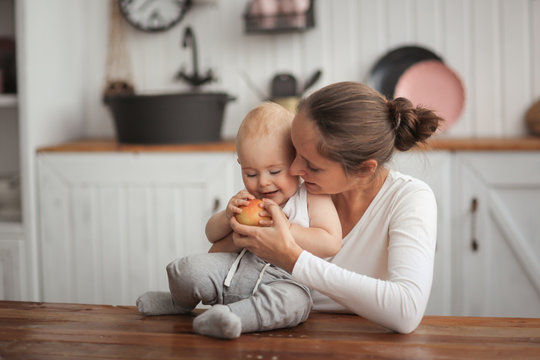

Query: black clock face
[118,0,191,32]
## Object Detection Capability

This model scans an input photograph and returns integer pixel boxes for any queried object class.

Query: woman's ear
[358,159,378,175]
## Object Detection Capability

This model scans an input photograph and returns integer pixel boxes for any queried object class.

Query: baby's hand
[226,190,255,220]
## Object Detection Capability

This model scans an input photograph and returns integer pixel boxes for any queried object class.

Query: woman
[229,81,442,334]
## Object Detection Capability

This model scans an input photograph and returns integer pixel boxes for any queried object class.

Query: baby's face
[238,136,299,206]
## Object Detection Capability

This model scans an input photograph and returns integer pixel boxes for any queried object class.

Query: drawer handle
[470,197,479,252]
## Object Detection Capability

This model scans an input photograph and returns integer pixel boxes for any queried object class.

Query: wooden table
[1,301,539,359]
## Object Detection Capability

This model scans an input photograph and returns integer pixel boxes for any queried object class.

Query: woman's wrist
[281,241,303,273]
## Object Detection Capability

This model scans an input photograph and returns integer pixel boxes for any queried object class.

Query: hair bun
[390,97,442,151]
[386,99,402,131]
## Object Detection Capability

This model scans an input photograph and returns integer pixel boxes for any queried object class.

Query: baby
[137,102,341,339]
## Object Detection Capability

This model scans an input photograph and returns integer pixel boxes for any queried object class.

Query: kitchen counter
[36,137,540,153]
[1,301,539,359]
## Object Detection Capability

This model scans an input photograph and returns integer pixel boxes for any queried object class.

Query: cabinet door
[38,153,239,305]
[0,225,24,300]
[455,152,540,317]
[389,151,453,315]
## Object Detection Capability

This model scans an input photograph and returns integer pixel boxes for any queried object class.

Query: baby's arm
[205,190,255,243]
[290,193,342,258]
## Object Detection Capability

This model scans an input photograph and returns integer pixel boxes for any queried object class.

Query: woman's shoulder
[387,169,433,193]
[384,169,436,206]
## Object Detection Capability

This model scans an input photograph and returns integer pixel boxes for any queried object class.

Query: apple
[235,199,270,226]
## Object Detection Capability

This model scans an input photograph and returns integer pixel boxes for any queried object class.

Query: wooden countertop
[37,137,540,153]
[1,301,539,359]
[37,139,237,153]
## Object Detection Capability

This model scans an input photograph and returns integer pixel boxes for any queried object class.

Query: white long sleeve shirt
[291,169,437,333]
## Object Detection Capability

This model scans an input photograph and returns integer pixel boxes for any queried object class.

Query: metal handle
[470,198,479,252]
[212,198,221,213]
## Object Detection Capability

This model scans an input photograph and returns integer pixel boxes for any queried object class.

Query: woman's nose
[289,155,304,176]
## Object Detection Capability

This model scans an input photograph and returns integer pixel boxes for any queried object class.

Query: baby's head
[236,102,299,206]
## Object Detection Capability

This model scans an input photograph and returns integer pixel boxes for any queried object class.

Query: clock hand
[149,11,165,27]
[137,0,154,12]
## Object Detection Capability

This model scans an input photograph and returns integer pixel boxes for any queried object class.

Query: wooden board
[1,301,539,359]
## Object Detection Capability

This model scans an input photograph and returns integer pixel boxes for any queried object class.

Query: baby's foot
[136,291,191,316]
[192,304,241,339]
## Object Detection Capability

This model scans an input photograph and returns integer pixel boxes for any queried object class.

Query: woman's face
[290,111,355,195]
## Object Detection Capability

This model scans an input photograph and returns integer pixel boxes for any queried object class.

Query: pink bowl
[394,60,465,132]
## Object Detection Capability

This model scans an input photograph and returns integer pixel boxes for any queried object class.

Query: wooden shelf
[421,136,540,151]
[37,137,540,154]
[37,138,237,153]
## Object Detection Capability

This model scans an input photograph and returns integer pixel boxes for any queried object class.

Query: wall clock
[118,0,192,32]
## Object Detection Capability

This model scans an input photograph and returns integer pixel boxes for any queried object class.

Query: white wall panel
[501,0,531,136]
[532,0,540,98]
[471,0,501,136]
[442,0,472,137]
[82,0,538,139]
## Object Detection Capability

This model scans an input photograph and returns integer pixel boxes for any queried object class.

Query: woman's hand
[230,199,303,272]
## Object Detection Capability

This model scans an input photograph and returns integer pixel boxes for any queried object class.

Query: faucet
[176,26,215,88]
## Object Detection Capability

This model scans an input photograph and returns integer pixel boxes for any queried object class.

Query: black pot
[368,45,442,99]
[105,92,235,144]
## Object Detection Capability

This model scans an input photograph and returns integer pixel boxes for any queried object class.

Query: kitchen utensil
[239,70,267,101]
[368,45,442,99]
[273,97,299,113]
[271,73,297,98]
[0,173,21,222]
[105,92,236,144]
[103,0,134,98]
[525,99,540,136]
[394,60,465,132]
[280,0,310,27]
[0,37,17,94]
[250,0,279,29]
[301,69,321,95]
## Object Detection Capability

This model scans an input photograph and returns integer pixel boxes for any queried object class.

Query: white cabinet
[0,223,24,300]
[37,151,241,306]
[36,148,540,316]
[0,0,24,301]
[453,152,540,317]
[392,150,540,317]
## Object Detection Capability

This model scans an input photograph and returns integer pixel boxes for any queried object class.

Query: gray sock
[192,304,242,339]
[136,291,191,316]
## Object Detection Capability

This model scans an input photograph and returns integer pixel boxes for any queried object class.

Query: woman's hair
[297,81,443,174]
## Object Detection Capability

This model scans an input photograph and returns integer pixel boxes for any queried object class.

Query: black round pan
[368,45,443,99]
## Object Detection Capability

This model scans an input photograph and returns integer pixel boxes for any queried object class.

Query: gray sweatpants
[166,251,312,333]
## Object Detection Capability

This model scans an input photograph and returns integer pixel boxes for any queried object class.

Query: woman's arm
[292,188,437,334]
[289,193,342,258]
[232,186,437,334]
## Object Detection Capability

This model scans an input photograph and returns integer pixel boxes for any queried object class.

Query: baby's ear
[237,157,241,164]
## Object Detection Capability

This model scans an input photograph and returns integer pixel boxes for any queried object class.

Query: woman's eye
[246,173,257,178]
[306,162,319,172]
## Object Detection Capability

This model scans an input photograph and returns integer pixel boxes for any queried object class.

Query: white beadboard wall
[82,0,540,140]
